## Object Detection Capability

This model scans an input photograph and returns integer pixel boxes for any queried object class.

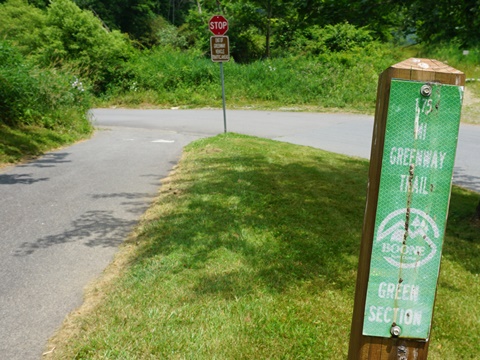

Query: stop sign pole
[209,15,229,133]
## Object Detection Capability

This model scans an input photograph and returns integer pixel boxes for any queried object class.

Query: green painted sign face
[362,79,463,339]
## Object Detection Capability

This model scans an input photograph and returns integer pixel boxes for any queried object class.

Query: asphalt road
[0,109,478,359]
[91,108,480,192]
[0,124,198,359]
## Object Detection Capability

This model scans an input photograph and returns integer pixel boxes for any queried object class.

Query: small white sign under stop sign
[210,36,229,62]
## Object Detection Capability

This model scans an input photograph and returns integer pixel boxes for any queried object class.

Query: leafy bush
[0,40,92,131]
[229,28,265,63]
[0,43,37,127]
[42,0,134,92]
[102,41,401,112]
[322,23,373,52]
[0,0,134,93]
[0,0,47,55]
[104,46,217,104]
[145,15,188,48]
[178,9,212,55]
[289,23,375,57]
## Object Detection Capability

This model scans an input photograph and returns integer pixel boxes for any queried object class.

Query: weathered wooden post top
[348,58,465,359]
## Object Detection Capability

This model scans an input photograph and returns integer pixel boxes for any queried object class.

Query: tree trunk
[266,19,270,58]
[265,1,271,58]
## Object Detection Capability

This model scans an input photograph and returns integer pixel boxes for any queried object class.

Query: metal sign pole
[208,15,229,134]
[220,62,227,133]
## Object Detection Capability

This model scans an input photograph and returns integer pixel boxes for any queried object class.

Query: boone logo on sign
[375,208,440,269]
[209,15,228,36]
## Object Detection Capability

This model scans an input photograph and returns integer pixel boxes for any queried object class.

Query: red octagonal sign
[209,15,228,36]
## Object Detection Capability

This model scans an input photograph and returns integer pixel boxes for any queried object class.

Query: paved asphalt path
[0,109,478,359]
[91,108,480,192]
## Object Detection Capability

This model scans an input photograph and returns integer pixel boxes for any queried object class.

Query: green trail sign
[362,79,463,339]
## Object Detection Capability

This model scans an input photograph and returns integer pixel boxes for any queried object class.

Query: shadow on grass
[444,186,480,274]
[132,135,479,301]
[0,123,90,165]
[0,125,70,163]
[134,135,369,298]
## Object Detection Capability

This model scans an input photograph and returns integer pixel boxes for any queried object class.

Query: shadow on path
[453,166,480,193]
[14,192,155,256]
[18,153,71,169]
[0,173,49,185]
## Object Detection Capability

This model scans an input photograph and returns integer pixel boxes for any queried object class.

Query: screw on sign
[209,15,228,36]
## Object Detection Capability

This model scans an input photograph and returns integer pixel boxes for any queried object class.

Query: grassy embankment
[100,44,480,123]
[45,134,479,359]
[0,120,92,166]
[0,42,93,165]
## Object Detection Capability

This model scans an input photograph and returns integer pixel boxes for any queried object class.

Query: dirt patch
[464,86,480,107]
[461,85,480,124]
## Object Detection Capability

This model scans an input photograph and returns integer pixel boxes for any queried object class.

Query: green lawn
[46,134,479,359]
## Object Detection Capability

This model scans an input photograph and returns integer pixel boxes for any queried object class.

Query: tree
[0,0,134,92]
[0,0,47,55]
[475,199,480,221]
[294,0,408,41]
[72,0,194,44]
[409,0,480,47]
[74,0,157,42]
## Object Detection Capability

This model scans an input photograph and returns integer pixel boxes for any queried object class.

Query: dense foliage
[1,0,476,62]
[65,0,480,58]
[102,43,401,112]
[0,0,479,135]
[0,0,133,93]
[0,39,92,163]
[0,40,91,130]
[1,0,478,80]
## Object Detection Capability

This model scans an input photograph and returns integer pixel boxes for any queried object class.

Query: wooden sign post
[348,59,465,359]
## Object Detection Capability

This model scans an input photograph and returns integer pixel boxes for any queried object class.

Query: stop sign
[209,15,228,36]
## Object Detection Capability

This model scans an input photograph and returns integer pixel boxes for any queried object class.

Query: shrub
[146,15,188,48]
[0,42,37,126]
[0,0,47,55]
[0,0,134,93]
[291,23,375,57]
[0,40,92,131]
[40,0,134,93]
[107,47,216,95]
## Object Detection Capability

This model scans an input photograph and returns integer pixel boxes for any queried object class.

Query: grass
[99,44,402,114]
[0,124,92,166]
[45,133,479,359]
[462,82,480,124]
[96,45,480,124]
[0,122,92,165]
